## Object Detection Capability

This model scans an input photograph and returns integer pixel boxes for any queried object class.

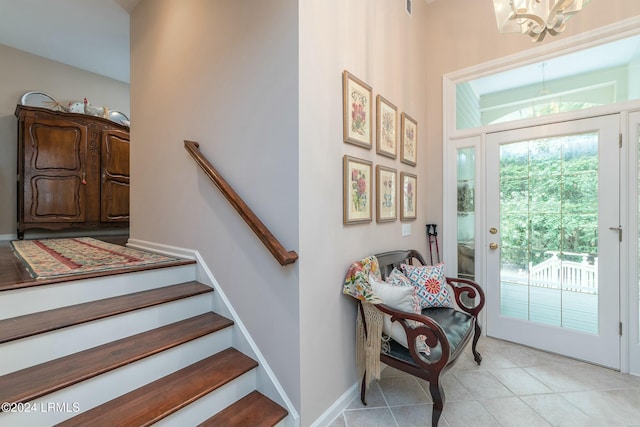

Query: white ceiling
[0,1,637,94]
[0,0,137,83]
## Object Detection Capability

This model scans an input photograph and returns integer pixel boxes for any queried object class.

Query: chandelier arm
[547,21,566,35]
[549,0,576,16]
[547,0,573,29]
[525,22,547,42]
[511,9,546,28]
[530,32,547,42]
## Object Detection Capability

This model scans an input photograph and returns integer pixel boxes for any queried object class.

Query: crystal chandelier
[493,0,591,42]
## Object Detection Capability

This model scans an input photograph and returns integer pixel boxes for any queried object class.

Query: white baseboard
[310,382,358,427]
[194,250,300,427]
[126,238,197,260]
[0,234,17,241]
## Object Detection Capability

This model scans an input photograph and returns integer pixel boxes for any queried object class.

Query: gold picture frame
[376,165,397,222]
[343,156,373,224]
[400,172,417,221]
[376,95,397,159]
[401,113,418,166]
[343,70,373,149]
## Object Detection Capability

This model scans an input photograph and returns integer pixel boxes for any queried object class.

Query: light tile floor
[328,337,640,427]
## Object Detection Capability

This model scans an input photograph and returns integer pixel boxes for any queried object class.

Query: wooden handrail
[184,140,298,266]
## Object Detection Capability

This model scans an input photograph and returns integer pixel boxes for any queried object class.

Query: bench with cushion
[360,249,485,426]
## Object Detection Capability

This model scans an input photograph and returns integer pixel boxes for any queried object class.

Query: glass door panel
[457,147,476,281]
[499,135,599,333]
[444,135,482,286]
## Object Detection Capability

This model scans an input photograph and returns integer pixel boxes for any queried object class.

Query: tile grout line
[376,380,401,427]
[518,392,592,426]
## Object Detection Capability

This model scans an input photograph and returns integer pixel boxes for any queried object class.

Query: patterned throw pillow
[400,263,453,309]
[387,268,420,313]
[343,256,383,303]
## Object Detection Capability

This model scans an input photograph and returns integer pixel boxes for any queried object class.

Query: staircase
[0,261,290,426]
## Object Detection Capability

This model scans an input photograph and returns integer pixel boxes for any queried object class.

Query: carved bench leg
[429,376,445,427]
[472,322,482,365]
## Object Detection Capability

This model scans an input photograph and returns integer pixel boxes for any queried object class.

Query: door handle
[489,242,499,250]
[609,226,622,242]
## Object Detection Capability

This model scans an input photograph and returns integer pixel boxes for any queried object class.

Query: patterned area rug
[11,237,180,279]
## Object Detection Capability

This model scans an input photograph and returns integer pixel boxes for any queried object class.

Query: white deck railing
[528,251,598,294]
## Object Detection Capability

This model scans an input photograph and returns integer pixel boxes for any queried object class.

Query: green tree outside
[499,134,599,270]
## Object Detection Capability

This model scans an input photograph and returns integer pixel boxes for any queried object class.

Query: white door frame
[627,111,640,375]
[444,112,640,373]
[443,135,486,331]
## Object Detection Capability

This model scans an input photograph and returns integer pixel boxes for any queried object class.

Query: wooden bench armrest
[445,277,485,317]
[375,303,451,370]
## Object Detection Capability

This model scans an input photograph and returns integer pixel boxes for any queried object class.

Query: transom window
[455,34,640,130]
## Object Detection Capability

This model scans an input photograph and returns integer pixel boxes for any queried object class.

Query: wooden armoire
[15,105,130,239]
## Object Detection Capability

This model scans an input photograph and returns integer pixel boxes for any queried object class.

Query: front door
[485,115,620,369]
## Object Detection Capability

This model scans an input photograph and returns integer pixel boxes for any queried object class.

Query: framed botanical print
[376,165,397,222]
[343,70,373,149]
[400,172,417,221]
[376,95,397,159]
[401,113,418,166]
[343,156,373,224]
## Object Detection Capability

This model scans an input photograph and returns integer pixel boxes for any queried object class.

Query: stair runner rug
[11,237,181,279]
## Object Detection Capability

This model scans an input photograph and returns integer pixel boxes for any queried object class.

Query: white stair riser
[0,293,214,375]
[0,330,237,427]
[154,371,258,427]
[0,265,198,319]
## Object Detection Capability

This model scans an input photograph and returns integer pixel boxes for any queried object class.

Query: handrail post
[184,140,298,266]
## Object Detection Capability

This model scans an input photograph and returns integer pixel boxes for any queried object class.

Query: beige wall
[130,0,640,425]
[422,0,640,235]
[130,0,301,412]
[299,1,431,423]
[0,44,130,238]
[132,0,431,424]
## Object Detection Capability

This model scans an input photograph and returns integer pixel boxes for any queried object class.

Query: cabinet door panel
[102,181,130,220]
[101,130,130,222]
[32,176,84,219]
[31,125,82,170]
[23,117,87,223]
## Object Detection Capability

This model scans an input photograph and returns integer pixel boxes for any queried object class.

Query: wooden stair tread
[0,281,212,344]
[0,312,233,405]
[198,391,288,427]
[0,258,197,292]
[57,348,258,427]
